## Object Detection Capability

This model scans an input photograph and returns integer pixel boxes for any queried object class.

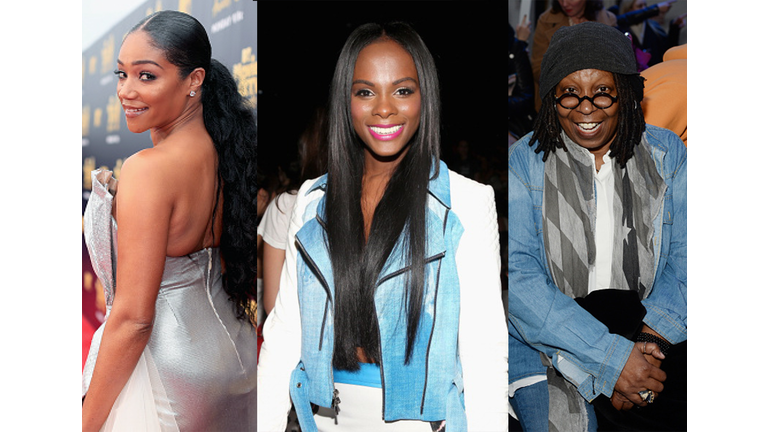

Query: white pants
[314,383,436,431]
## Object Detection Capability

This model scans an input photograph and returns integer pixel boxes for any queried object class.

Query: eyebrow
[116,59,164,69]
[352,77,418,87]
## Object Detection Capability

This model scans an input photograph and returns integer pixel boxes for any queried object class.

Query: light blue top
[333,363,383,388]
[289,161,468,431]
[507,124,687,401]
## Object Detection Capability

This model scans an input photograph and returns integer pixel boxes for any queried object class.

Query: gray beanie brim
[539,21,638,100]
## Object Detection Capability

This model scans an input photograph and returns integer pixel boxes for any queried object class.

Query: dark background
[256,0,509,187]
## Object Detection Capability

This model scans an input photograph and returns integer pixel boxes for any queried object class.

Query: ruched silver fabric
[83,169,257,431]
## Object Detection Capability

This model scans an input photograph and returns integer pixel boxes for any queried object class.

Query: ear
[188,67,206,95]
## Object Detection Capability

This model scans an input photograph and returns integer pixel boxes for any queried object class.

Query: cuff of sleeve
[564,334,634,401]
[509,374,547,398]
[642,303,687,345]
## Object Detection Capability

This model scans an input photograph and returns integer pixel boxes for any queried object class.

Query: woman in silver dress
[81,11,258,431]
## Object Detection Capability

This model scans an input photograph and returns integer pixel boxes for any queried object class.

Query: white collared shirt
[589,151,615,293]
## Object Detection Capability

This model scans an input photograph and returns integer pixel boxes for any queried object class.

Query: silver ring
[638,390,655,404]
[643,341,647,354]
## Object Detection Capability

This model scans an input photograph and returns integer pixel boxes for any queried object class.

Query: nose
[575,97,597,115]
[373,95,396,118]
[117,78,137,101]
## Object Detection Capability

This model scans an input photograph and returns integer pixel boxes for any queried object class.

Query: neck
[150,103,205,146]
[569,14,588,24]
[362,146,408,180]
[360,149,408,241]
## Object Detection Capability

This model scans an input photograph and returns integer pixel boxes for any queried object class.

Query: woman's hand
[612,342,667,408]
[610,340,666,410]
[516,15,531,41]
[657,0,677,15]
[672,13,687,29]
[610,391,634,411]
[638,325,670,368]
[82,151,173,431]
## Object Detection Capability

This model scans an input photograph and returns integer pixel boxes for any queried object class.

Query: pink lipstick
[368,124,404,141]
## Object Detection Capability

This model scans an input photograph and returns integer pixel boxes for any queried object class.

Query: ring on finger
[638,390,655,404]
[642,341,647,354]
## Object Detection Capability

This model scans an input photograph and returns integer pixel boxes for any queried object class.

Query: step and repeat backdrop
[81,0,257,364]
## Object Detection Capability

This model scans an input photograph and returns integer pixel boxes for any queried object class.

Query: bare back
[115,123,223,258]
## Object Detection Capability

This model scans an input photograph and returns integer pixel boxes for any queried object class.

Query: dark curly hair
[530,72,646,168]
[129,11,257,322]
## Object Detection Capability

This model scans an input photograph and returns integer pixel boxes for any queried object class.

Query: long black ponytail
[129,11,257,322]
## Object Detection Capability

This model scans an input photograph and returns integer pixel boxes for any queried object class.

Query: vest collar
[296,160,452,299]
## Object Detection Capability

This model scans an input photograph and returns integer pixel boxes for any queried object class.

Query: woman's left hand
[610,390,634,411]
[612,342,667,407]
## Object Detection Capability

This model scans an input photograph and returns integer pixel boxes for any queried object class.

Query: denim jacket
[507,125,687,401]
[258,161,508,431]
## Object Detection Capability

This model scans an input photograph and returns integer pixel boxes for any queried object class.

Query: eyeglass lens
[557,93,616,109]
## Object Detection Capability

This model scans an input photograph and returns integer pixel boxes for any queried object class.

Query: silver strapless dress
[82,169,257,431]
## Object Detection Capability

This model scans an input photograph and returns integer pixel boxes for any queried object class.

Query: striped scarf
[540,132,667,431]
[542,132,665,300]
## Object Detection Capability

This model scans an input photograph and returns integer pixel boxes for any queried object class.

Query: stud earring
[190,90,196,97]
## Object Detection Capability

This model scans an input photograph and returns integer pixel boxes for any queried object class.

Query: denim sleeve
[507,141,634,402]
[642,149,687,344]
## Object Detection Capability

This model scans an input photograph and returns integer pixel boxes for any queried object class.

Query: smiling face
[350,39,421,167]
[115,31,195,135]
[556,69,619,161]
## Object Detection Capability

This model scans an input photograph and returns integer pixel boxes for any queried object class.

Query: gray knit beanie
[539,21,639,100]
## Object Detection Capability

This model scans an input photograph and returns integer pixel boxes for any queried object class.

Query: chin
[126,123,149,134]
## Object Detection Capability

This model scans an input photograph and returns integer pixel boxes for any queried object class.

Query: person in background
[531,0,617,111]
[615,0,686,69]
[508,19,536,141]
[260,107,328,319]
[641,44,687,145]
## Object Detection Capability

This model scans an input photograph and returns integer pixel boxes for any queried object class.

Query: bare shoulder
[120,147,169,177]
[117,148,175,199]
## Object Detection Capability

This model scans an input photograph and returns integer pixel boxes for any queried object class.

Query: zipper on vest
[420,258,443,414]
[421,208,450,414]
[373,250,446,419]
[295,236,333,351]
[331,387,340,424]
[373,309,387,420]
[318,297,331,351]
[377,251,446,286]
[421,209,448,414]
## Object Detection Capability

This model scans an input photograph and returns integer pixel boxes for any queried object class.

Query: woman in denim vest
[507,22,686,431]
[258,22,508,431]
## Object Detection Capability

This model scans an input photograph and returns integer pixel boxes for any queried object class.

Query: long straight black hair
[325,22,441,370]
[128,11,258,323]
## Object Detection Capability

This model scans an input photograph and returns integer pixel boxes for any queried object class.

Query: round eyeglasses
[555,92,618,110]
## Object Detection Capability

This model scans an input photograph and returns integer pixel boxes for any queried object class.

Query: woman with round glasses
[507,22,686,431]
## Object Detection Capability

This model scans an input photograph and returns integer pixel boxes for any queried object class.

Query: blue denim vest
[289,161,469,431]
[507,125,687,401]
